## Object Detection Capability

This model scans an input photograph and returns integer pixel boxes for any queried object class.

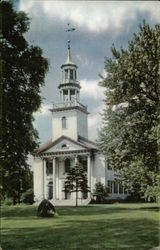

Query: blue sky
[18,0,160,145]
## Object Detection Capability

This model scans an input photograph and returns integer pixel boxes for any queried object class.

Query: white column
[87,154,91,198]
[77,91,80,102]
[61,91,64,104]
[75,155,78,164]
[68,89,70,103]
[60,91,62,103]
[62,70,65,82]
[44,159,47,199]
[52,157,56,200]
[75,90,77,103]
[56,158,59,199]
[39,158,44,201]
[42,159,46,199]
[62,90,64,103]
[41,158,44,200]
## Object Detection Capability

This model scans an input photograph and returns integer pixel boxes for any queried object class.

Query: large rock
[37,199,56,217]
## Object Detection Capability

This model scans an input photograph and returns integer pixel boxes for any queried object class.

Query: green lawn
[1,203,159,250]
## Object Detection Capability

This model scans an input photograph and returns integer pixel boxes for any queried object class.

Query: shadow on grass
[139,206,159,211]
[1,205,36,219]
[2,204,159,219]
[2,217,159,250]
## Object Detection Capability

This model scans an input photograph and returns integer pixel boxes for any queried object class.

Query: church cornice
[49,105,89,114]
[58,82,81,89]
[37,149,94,158]
[61,63,78,69]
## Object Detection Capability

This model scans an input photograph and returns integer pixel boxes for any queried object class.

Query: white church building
[33,39,128,205]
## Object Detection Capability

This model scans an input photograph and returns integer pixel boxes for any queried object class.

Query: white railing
[61,79,80,85]
[52,100,87,110]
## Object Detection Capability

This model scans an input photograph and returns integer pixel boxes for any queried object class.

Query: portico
[34,139,93,203]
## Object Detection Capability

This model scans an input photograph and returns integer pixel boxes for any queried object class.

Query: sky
[17,0,160,145]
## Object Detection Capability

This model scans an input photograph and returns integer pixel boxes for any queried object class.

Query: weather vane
[66,23,76,49]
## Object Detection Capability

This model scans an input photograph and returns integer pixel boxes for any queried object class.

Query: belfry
[59,39,80,103]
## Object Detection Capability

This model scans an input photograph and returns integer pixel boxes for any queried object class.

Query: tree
[146,24,160,202]
[20,188,34,204]
[92,182,109,203]
[1,2,49,204]
[99,22,160,200]
[64,163,89,207]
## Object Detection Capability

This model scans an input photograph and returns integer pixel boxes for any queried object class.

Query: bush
[144,175,160,202]
[2,196,13,206]
[37,199,56,217]
[21,188,34,204]
[92,182,109,203]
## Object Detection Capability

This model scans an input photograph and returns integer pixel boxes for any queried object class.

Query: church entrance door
[65,191,71,200]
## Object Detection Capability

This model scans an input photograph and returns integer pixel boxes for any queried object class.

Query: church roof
[33,135,97,156]
[78,136,97,149]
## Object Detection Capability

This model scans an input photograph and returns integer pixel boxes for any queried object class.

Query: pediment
[44,137,87,153]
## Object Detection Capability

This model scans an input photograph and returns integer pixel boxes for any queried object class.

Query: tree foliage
[20,188,34,204]
[64,163,89,207]
[0,2,49,203]
[99,22,160,200]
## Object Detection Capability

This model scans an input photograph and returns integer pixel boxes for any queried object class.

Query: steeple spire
[65,23,75,64]
[66,40,72,64]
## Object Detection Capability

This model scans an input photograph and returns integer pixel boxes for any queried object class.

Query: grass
[1,203,159,250]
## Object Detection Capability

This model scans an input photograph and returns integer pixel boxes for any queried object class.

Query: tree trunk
[17,167,21,204]
[13,196,16,205]
[76,182,78,207]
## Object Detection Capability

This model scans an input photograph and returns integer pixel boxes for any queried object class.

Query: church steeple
[51,26,89,142]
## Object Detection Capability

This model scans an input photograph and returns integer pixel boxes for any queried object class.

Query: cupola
[58,40,81,104]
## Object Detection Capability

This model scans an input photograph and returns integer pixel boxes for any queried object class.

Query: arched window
[64,158,70,173]
[70,69,73,80]
[63,181,71,200]
[62,116,67,129]
[46,162,53,175]
[70,89,75,101]
[65,69,68,79]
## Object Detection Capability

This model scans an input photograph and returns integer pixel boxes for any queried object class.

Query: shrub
[92,182,109,203]
[2,196,13,206]
[37,199,56,217]
[144,175,160,202]
[21,188,34,204]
